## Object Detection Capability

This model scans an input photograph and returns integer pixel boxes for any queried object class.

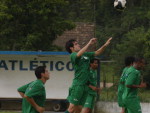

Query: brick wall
[53,22,96,51]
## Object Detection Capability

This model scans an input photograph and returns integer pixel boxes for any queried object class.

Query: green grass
[99,85,150,102]
[99,85,118,101]
[0,111,19,113]
[100,62,120,83]
[138,89,150,102]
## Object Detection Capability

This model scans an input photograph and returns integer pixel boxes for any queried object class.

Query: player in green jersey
[65,37,112,113]
[17,66,50,113]
[118,56,135,113]
[122,58,147,113]
[82,58,100,113]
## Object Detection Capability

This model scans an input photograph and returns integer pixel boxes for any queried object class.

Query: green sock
[65,110,70,113]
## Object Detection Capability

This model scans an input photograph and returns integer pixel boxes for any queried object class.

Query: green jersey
[118,67,129,93]
[88,69,97,95]
[122,66,141,100]
[18,80,46,113]
[117,67,129,107]
[70,52,95,85]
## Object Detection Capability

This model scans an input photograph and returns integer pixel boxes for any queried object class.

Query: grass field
[99,85,150,102]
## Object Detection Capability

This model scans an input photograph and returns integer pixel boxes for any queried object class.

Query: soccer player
[65,37,112,113]
[122,58,147,113]
[82,58,100,113]
[17,66,50,113]
[117,56,135,113]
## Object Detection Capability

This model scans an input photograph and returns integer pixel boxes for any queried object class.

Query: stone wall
[53,22,96,51]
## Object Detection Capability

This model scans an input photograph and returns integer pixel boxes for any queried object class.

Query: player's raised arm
[94,37,112,56]
[126,82,147,88]
[77,38,97,57]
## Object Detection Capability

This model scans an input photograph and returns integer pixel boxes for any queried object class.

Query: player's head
[90,58,99,70]
[133,57,146,70]
[124,56,135,66]
[35,66,49,80]
[65,39,81,53]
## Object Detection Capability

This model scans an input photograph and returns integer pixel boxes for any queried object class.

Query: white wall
[0,54,74,99]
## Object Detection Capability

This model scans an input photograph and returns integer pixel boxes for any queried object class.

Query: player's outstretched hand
[89,38,97,45]
[104,37,112,47]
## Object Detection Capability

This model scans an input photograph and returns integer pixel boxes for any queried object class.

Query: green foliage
[0,0,75,51]
[63,0,95,22]
[94,0,150,84]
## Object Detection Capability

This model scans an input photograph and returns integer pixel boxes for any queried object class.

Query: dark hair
[65,39,76,53]
[125,56,135,66]
[90,58,99,64]
[35,66,46,79]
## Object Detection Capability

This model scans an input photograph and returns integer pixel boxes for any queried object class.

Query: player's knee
[68,108,74,113]
[76,105,82,111]
[68,104,75,113]
[81,108,91,113]
[75,105,82,112]
[86,108,91,113]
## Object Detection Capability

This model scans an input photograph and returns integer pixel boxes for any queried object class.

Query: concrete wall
[1,100,150,112]
[95,101,150,113]
[0,100,53,111]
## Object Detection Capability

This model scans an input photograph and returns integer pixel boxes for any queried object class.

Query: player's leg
[74,105,82,113]
[125,98,142,113]
[74,85,88,113]
[65,104,82,113]
[81,94,95,113]
[66,85,85,113]
[81,108,91,113]
[121,107,125,113]
[65,87,75,113]
[65,103,76,113]
[118,91,125,113]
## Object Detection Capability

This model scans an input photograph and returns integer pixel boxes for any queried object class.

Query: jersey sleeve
[25,84,44,98]
[17,82,32,93]
[84,52,95,59]
[125,71,139,85]
[70,52,80,64]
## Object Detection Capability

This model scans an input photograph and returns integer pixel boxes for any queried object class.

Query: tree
[93,0,150,84]
[0,0,75,51]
